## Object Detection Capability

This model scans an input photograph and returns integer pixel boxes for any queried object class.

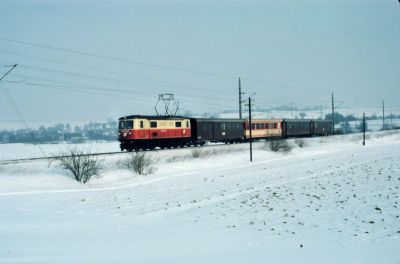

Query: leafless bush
[54,147,102,183]
[122,152,156,175]
[267,140,293,153]
[294,138,306,148]
[191,147,208,158]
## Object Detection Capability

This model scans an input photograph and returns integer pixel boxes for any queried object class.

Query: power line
[6,73,238,103]
[3,37,383,111]
[0,36,366,101]
[0,49,233,96]
[4,80,237,110]
[0,36,236,79]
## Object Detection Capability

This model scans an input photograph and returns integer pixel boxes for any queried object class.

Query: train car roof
[194,118,246,122]
[119,115,189,120]
[312,119,332,122]
[283,119,332,122]
[245,119,283,122]
[283,119,313,122]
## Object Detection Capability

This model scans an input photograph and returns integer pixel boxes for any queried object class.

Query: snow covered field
[0,131,399,263]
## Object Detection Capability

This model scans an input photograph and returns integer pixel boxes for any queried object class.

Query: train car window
[150,121,157,128]
[256,124,260,129]
[221,123,226,130]
[186,121,189,128]
[125,120,133,129]
[140,121,144,128]
[260,124,264,129]
[175,121,182,128]
[274,123,278,129]
[251,124,255,130]
[119,121,125,129]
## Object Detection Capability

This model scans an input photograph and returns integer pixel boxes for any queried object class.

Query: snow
[0,131,400,263]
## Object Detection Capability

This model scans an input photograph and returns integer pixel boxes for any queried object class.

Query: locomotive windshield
[119,120,134,129]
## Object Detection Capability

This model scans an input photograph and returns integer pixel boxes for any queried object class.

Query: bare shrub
[294,138,306,148]
[54,147,102,183]
[122,152,156,175]
[191,147,208,158]
[267,140,293,153]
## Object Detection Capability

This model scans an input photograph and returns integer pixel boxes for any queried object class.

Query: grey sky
[0,1,399,123]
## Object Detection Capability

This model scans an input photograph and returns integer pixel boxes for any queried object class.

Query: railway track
[2,130,377,165]
[0,142,237,165]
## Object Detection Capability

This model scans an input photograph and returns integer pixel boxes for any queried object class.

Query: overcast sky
[0,1,399,123]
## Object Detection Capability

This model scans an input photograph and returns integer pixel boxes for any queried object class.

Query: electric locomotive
[119,115,191,151]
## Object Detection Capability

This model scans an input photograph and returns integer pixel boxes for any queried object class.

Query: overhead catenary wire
[5,75,238,104]
[0,37,237,79]
[4,80,238,110]
[1,36,387,114]
[0,36,357,99]
[0,49,233,97]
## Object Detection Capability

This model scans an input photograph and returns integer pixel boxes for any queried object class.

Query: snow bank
[0,130,399,263]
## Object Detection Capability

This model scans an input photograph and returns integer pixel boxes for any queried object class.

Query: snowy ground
[0,131,399,263]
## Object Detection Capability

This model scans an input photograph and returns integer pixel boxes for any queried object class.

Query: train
[118,115,333,151]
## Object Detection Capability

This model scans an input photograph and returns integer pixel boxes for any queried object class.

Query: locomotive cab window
[119,121,125,129]
[126,120,133,129]
[140,120,144,128]
[175,121,181,128]
[150,121,157,128]
[274,123,278,129]
[186,121,189,128]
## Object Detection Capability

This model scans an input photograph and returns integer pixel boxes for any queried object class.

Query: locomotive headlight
[128,132,132,136]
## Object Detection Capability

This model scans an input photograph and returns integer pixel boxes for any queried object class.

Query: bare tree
[191,147,208,158]
[294,138,306,148]
[122,152,156,175]
[267,140,293,152]
[54,147,102,183]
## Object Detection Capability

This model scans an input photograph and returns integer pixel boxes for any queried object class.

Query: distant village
[0,120,118,144]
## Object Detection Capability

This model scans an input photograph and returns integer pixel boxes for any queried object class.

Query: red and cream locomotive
[119,115,191,151]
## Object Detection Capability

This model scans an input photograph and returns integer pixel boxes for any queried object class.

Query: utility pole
[239,77,243,119]
[382,100,385,130]
[244,94,255,162]
[363,113,366,146]
[249,97,253,162]
[391,111,393,129]
[291,102,294,119]
[331,93,335,134]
